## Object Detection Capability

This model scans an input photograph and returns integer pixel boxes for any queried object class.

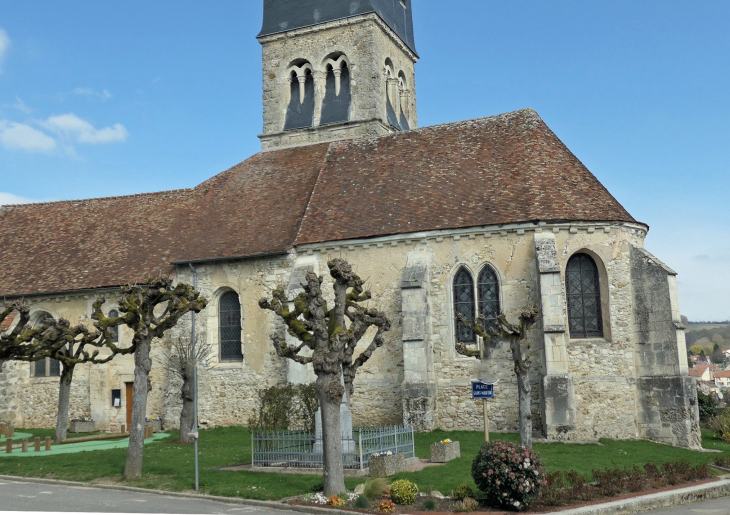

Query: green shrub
[452,484,474,501]
[362,477,389,501]
[471,440,546,512]
[390,479,418,505]
[353,494,370,509]
[698,392,720,421]
[421,498,437,511]
[708,409,730,443]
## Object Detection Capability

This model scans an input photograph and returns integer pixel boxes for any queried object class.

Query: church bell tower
[257,0,419,150]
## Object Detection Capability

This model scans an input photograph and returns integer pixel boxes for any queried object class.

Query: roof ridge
[293,143,334,246]
[0,188,193,210]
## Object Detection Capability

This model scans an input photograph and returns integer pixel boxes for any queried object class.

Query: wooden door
[125,382,134,429]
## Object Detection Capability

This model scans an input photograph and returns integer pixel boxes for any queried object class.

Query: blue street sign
[472,381,494,399]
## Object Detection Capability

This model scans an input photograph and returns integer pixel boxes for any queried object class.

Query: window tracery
[320,54,350,125]
[566,253,603,338]
[284,61,315,130]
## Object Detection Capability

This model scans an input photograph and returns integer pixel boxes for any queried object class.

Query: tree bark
[517,370,532,450]
[54,363,75,443]
[178,362,195,444]
[124,338,152,479]
[318,374,345,497]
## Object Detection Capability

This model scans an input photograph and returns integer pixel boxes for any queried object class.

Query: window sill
[28,376,60,382]
[568,337,612,345]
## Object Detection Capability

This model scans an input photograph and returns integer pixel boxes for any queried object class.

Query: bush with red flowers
[471,440,546,511]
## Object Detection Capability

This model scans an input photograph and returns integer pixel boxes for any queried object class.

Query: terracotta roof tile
[0,109,640,297]
[295,109,637,245]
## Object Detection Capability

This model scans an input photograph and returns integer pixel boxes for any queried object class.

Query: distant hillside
[686,323,730,333]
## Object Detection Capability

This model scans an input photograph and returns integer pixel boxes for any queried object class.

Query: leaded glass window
[219,291,243,362]
[109,309,119,343]
[34,359,47,377]
[453,267,476,343]
[566,253,603,338]
[477,265,500,330]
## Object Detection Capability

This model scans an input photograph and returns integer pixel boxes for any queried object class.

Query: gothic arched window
[477,265,500,329]
[453,267,476,344]
[566,253,603,338]
[284,62,315,131]
[109,309,119,343]
[321,55,350,125]
[219,291,243,362]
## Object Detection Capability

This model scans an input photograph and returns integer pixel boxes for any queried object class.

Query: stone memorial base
[369,453,405,478]
[68,421,95,433]
[146,420,162,433]
[430,441,460,463]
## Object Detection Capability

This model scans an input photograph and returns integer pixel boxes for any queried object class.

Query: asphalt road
[0,479,297,514]
[639,497,730,514]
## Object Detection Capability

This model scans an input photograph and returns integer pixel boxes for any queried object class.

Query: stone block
[69,420,95,433]
[429,441,460,463]
[369,453,405,477]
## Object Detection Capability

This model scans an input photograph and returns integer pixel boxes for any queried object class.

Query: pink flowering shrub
[471,440,546,511]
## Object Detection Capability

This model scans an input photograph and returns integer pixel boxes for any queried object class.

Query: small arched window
[219,291,243,362]
[477,265,500,329]
[453,267,476,344]
[108,309,119,343]
[284,62,315,131]
[31,312,61,378]
[321,55,351,125]
[566,253,603,338]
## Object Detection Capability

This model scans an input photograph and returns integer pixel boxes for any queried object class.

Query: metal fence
[252,425,415,470]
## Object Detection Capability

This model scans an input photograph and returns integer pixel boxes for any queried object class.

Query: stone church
[0,0,700,448]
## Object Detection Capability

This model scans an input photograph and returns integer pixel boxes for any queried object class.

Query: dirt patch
[216,458,444,476]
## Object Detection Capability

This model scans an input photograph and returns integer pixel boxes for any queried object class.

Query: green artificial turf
[0,426,727,501]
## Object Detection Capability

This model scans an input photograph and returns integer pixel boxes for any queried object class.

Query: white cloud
[0,192,41,206]
[0,120,56,152]
[73,87,113,100]
[0,29,9,74]
[42,113,128,144]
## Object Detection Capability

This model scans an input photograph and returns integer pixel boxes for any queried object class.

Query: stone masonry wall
[259,14,417,150]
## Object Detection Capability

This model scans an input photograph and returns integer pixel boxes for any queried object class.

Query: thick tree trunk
[517,370,532,450]
[318,374,346,497]
[54,363,75,443]
[124,338,152,479]
[178,362,195,444]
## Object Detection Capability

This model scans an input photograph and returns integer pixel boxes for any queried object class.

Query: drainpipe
[188,263,199,492]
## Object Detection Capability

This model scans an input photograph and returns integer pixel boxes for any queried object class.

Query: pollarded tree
[92,277,207,480]
[163,336,213,444]
[457,308,538,449]
[0,303,63,368]
[259,258,391,496]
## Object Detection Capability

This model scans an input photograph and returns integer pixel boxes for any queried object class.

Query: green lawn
[0,426,727,501]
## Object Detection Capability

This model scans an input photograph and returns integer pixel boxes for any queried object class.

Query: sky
[0,1,728,321]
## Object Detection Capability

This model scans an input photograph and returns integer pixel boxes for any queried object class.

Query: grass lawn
[0,426,727,501]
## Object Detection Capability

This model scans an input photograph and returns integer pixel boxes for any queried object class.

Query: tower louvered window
[566,253,603,338]
[453,267,476,344]
[477,265,500,330]
[219,291,243,362]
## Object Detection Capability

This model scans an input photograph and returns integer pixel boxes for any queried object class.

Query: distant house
[715,370,730,388]
[689,364,716,382]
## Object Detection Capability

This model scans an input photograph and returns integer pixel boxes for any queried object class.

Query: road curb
[0,474,353,515]
[1,474,729,514]
[546,477,730,515]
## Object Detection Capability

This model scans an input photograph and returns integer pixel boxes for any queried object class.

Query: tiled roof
[294,109,637,244]
[715,370,730,378]
[0,109,639,297]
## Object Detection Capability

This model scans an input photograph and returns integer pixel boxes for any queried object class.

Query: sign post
[472,339,496,444]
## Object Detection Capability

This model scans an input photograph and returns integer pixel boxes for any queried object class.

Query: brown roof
[0,109,639,297]
[715,370,730,378]
[295,109,637,244]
